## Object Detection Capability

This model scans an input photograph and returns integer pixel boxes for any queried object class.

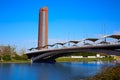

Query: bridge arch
[31,49,120,63]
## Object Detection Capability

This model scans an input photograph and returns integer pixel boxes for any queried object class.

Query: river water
[0,62,114,80]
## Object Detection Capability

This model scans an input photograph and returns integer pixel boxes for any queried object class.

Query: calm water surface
[0,62,113,80]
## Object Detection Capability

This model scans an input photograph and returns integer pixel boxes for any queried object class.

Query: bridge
[26,7,120,63]
[26,35,120,63]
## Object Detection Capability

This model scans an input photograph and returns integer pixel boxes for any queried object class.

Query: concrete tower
[38,7,48,50]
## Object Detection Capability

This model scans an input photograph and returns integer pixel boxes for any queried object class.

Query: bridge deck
[26,44,120,54]
[26,44,120,62]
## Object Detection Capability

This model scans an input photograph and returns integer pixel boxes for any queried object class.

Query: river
[0,62,114,80]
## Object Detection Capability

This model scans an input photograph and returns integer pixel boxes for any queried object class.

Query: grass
[0,59,31,63]
[56,57,114,62]
[0,57,114,63]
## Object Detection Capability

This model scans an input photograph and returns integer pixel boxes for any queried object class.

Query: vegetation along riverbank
[0,45,30,63]
[56,52,115,62]
[86,64,120,80]
[0,45,118,63]
[56,57,114,62]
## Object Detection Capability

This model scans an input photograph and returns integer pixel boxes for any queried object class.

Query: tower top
[40,7,48,11]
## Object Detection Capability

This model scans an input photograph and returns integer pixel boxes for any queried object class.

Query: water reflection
[0,62,114,80]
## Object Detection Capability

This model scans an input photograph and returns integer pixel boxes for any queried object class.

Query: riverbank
[86,64,120,80]
[0,60,30,63]
[0,57,114,63]
[56,57,114,62]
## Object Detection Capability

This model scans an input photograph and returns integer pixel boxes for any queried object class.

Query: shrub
[13,54,22,60]
[21,54,28,60]
[3,55,11,61]
[13,54,28,60]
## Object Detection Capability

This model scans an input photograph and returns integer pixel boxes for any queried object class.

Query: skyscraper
[38,7,48,50]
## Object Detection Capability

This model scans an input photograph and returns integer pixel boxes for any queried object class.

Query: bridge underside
[27,48,120,63]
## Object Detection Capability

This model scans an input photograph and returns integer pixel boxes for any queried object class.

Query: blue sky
[0,0,120,51]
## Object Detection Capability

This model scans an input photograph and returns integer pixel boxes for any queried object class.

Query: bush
[21,54,28,60]
[13,54,22,60]
[3,55,11,61]
[13,54,28,60]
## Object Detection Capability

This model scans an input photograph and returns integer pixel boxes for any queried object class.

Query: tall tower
[38,7,48,50]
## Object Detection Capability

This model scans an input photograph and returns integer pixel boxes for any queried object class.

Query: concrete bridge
[26,8,120,63]
[26,44,120,63]
[25,8,120,63]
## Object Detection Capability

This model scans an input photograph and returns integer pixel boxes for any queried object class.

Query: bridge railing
[28,35,120,51]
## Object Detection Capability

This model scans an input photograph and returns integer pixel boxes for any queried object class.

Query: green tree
[3,55,11,61]
[0,45,17,61]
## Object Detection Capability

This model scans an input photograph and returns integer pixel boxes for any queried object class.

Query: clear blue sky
[0,0,120,50]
